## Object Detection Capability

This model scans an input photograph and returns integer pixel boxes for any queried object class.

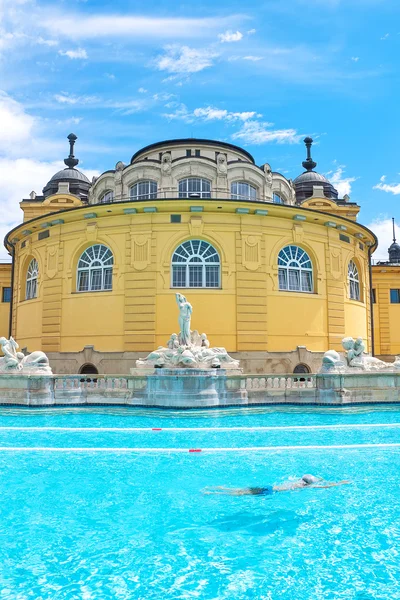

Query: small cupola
[42,133,91,201]
[293,137,339,203]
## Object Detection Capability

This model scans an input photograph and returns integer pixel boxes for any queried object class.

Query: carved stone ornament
[263,163,273,187]
[161,153,172,175]
[0,337,52,374]
[136,293,241,370]
[217,153,227,175]
[320,336,400,373]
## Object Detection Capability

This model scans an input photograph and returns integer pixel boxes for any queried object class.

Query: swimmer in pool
[202,474,351,496]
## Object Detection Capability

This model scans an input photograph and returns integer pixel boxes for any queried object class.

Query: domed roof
[294,138,338,203]
[293,170,331,185]
[42,134,91,201]
[49,167,90,184]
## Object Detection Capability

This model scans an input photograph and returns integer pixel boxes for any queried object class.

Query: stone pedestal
[129,368,248,407]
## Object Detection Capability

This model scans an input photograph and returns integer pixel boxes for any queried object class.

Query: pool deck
[1,371,400,407]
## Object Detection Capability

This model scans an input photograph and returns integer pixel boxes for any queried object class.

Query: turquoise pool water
[1,406,400,599]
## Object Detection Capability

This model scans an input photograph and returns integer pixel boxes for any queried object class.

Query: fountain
[131,293,248,406]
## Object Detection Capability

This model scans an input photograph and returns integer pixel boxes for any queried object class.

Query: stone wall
[46,345,324,375]
[1,371,400,407]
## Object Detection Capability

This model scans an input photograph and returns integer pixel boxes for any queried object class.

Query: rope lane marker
[0,443,400,452]
[1,423,400,433]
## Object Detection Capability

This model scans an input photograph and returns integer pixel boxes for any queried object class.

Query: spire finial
[302,137,317,172]
[393,217,396,244]
[64,133,79,169]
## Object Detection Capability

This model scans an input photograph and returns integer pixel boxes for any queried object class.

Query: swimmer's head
[301,474,319,485]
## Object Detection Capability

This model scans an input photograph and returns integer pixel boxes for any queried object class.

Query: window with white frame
[278,246,313,293]
[77,245,113,292]
[231,181,257,201]
[178,178,211,199]
[130,180,157,200]
[273,192,285,204]
[99,190,114,204]
[348,260,360,301]
[26,258,38,300]
[171,240,220,288]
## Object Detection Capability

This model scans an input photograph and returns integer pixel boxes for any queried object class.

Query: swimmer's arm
[312,480,352,488]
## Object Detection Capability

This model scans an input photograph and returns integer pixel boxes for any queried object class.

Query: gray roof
[293,171,330,184]
[49,168,90,184]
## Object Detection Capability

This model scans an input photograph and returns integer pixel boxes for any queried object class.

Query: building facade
[2,136,378,374]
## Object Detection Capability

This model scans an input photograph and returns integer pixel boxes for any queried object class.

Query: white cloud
[218,30,243,43]
[58,48,88,59]
[163,103,258,123]
[0,91,35,153]
[380,33,389,40]
[351,56,360,62]
[155,45,218,74]
[243,55,263,61]
[366,217,398,261]
[53,92,148,114]
[41,14,239,40]
[37,37,58,47]
[247,29,256,35]
[138,87,147,93]
[193,106,258,121]
[373,175,400,195]
[325,165,357,197]
[54,93,98,105]
[232,120,301,144]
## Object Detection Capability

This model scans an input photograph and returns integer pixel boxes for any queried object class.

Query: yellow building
[3,135,378,374]
[372,221,400,361]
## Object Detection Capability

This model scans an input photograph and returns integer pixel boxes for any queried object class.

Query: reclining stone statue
[0,336,52,374]
[321,336,400,373]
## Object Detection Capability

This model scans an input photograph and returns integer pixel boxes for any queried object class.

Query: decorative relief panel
[242,235,262,271]
[131,234,151,270]
[329,247,342,280]
[188,216,204,237]
[85,222,98,242]
[46,246,59,279]
[292,224,304,244]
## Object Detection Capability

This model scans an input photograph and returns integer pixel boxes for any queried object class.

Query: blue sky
[1,0,400,258]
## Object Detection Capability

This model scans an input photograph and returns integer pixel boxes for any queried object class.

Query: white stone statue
[136,295,240,371]
[263,163,273,187]
[217,154,227,175]
[0,337,52,374]
[176,293,192,346]
[161,153,172,175]
[320,336,400,373]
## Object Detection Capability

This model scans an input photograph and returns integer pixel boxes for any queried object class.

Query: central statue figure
[175,293,193,346]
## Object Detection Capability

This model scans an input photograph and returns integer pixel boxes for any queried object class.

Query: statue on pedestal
[136,294,240,370]
[176,293,192,346]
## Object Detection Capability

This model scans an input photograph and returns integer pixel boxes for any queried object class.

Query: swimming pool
[1,405,400,599]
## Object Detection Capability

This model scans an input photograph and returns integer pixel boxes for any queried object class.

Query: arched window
[178,178,211,199]
[231,182,257,201]
[26,258,38,300]
[348,260,360,300]
[130,180,157,200]
[273,192,285,204]
[79,363,99,375]
[77,245,113,292]
[278,246,313,293]
[172,240,220,288]
[293,363,311,374]
[99,190,114,204]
